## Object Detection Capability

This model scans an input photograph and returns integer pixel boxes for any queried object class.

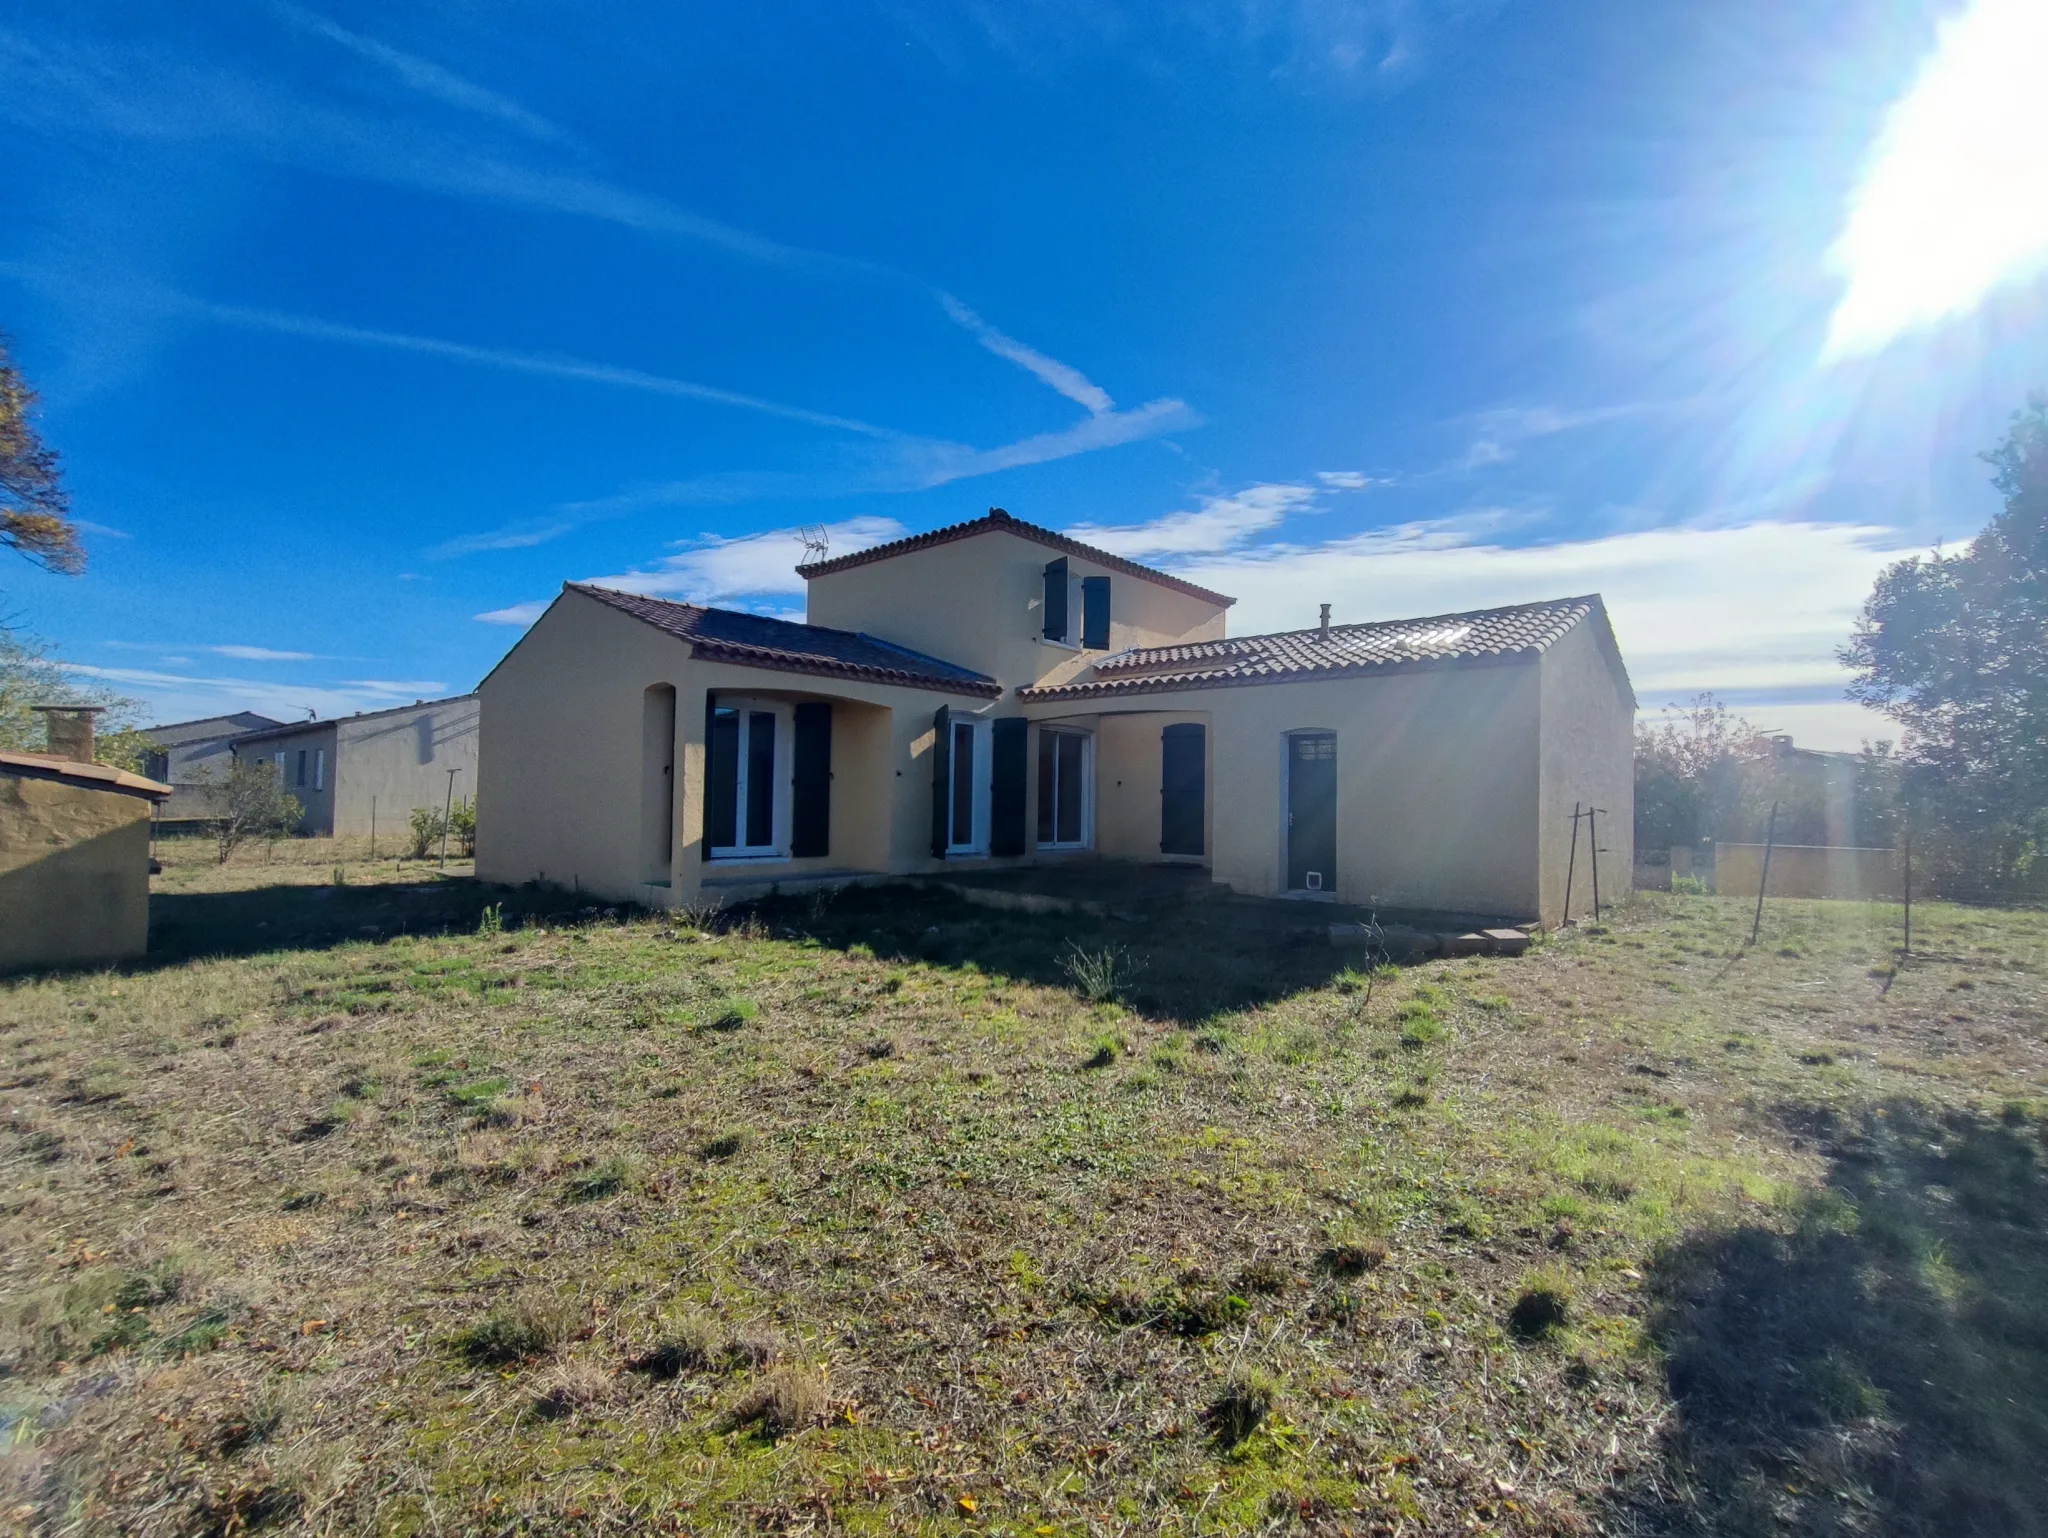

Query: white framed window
[313,748,325,791]
[946,716,993,855]
[1036,726,1093,849]
[706,698,793,860]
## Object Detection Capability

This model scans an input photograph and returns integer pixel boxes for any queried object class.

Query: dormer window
[1043,559,1111,649]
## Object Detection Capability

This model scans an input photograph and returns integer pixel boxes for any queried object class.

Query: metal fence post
[1750,800,1779,946]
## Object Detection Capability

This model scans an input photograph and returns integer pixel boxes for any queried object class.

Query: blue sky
[3,0,2044,747]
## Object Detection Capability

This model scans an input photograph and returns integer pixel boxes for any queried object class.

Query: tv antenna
[797,524,830,563]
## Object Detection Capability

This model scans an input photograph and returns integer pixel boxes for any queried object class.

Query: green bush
[407,805,443,859]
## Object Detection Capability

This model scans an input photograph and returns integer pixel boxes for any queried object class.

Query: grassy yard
[5,841,2048,1536]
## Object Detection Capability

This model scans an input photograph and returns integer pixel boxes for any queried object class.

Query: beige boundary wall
[1714,843,1902,900]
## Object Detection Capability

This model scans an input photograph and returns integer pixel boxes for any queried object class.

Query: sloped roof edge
[794,508,1236,608]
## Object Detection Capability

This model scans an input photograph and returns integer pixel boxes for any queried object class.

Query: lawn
[5,839,2048,1536]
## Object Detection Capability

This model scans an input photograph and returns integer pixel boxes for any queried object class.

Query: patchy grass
[4,843,2048,1533]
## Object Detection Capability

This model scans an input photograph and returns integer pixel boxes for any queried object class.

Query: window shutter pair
[700,695,832,858]
[1042,556,1110,648]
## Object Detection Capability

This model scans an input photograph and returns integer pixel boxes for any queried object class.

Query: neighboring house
[231,695,479,838]
[1,709,171,972]
[478,508,1634,922]
[141,711,284,819]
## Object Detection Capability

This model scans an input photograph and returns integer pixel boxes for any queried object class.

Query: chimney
[1318,603,1332,637]
[32,704,104,763]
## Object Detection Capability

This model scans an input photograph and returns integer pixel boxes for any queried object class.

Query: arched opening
[641,685,677,884]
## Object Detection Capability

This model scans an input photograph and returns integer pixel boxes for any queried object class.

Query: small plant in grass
[699,1129,747,1160]
[1205,1367,1279,1450]
[1236,1255,1292,1294]
[476,902,504,937]
[1061,940,1144,1004]
[699,997,758,1033]
[452,1294,575,1366]
[1317,1236,1389,1277]
[1082,1031,1121,1069]
[630,1313,723,1380]
[727,1365,830,1437]
[529,1359,616,1421]
[331,865,347,886]
[564,1154,634,1202]
[1508,1267,1573,1340]
[1398,1009,1445,1048]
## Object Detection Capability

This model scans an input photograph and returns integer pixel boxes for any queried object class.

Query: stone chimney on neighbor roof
[1318,603,1332,637]
[31,704,104,763]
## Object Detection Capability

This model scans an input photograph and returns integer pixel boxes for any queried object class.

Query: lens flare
[1823,0,2048,360]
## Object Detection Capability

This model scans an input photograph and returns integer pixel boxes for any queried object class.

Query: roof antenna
[797,524,830,564]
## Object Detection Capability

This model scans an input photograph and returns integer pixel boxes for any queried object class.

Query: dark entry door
[1286,732,1337,891]
[1160,723,1205,856]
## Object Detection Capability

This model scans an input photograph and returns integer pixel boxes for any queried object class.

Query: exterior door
[1286,732,1337,891]
[1160,723,1205,856]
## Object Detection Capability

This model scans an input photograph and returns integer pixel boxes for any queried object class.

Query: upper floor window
[1042,558,1111,649]
[313,749,325,792]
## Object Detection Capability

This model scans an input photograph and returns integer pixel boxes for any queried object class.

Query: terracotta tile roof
[1020,596,1609,702]
[569,584,1002,698]
[794,508,1236,608]
[0,750,172,799]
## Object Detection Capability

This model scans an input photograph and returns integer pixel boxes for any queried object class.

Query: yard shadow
[139,876,589,971]
[1623,1100,2048,1537]
[752,882,1362,1024]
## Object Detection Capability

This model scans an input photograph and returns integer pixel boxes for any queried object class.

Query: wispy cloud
[579,516,909,605]
[475,600,553,627]
[1144,516,1916,749]
[1069,481,1322,558]
[206,301,901,439]
[1457,402,1665,470]
[938,293,1115,416]
[70,662,448,724]
[207,643,324,661]
[273,2,581,150]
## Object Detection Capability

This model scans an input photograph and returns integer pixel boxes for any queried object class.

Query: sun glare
[1823,0,2048,360]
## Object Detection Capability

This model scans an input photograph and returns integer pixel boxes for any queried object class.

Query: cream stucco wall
[477,589,1006,906]
[1536,617,1635,924]
[802,528,1229,692]
[1029,662,1545,917]
[0,772,156,972]
[1085,710,1213,864]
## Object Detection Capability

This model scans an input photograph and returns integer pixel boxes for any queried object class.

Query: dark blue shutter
[929,705,952,857]
[791,702,832,857]
[990,718,1028,856]
[700,692,720,858]
[1042,558,1068,642]
[1081,576,1110,649]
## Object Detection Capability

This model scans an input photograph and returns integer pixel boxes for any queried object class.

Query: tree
[1,333,82,576]
[1842,394,2048,882]
[1634,694,1773,850]
[0,627,155,773]
[198,760,304,863]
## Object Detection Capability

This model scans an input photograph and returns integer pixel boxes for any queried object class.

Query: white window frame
[707,698,794,862]
[946,716,994,856]
[1036,726,1095,851]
